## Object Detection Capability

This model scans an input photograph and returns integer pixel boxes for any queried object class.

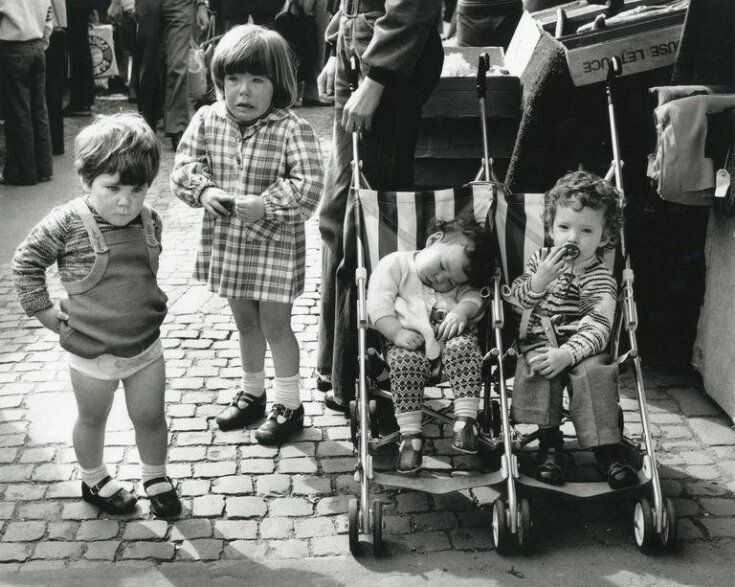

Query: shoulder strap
[70,198,108,254]
[139,205,159,247]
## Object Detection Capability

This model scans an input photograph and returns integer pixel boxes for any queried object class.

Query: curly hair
[543,170,623,252]
[432,215,493,288]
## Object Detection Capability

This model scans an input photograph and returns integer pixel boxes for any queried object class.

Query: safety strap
[503,289,559,348]
[71,198,108,254]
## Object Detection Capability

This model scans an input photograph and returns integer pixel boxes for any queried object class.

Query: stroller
[345,55,511,556]
[346,56,677,556]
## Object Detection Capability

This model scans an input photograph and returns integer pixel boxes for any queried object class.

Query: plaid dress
[170,102,324,303]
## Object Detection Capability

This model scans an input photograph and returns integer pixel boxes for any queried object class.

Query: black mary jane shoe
[324,391,348,415]
[216,391,267,431]
[254,403,304,445]
[603,460,638,490]
[144,476,182,518]
[81,476,137,515]
[396,433,424,476]
[535,428,566,486]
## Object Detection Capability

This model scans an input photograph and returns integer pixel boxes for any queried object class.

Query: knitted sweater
[367,251,484,360]
[509,249,617,364]
[12,198,163,316]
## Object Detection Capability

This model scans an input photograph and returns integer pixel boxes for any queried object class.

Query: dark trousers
[0,40,53,185]
[316,13,443,404]
[66,0,96,108]
[136,0,193,134]
[46,30,66,155]
[456,1,523,50]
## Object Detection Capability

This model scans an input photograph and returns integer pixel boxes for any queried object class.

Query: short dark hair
[74,112,161,187]
[432,216,492,288]
[211,24,298,108]
[544,170,623,252]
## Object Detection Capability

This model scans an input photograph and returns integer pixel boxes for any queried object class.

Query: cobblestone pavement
[2,100,735,584]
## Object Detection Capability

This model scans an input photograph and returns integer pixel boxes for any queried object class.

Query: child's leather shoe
[452,416,479,454]
[216,391,266,431]
[535,427,566,486]
[143,476,182,518]
[81,477,137,515]
[396,433,424,475]
[254,404,304,445]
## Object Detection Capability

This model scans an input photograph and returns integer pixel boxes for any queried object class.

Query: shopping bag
[188,40,209,103]
[88,24,119,79]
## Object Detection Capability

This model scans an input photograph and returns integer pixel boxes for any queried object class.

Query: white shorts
[67,339,163,381]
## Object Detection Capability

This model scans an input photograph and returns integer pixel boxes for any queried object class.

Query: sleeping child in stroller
[366,217,491,475]
[509,170,638,489]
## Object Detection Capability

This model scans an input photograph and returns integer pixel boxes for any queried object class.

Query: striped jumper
[509,249,617,364]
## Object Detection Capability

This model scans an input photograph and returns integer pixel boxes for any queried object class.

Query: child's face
[415,236,471,293]
[85,172,149,227]
[224,72,274,123]
[549,202,608,263]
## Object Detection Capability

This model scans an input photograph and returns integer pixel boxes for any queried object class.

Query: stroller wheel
[492,498,511,554]
[658,498,677,550]
[349,400,359,447]
[516,498,534,553]
[633,497,656,553]
[349,497,361,556]
[372,498,384,555]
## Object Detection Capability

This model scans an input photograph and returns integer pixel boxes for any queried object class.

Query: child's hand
[234,195,266,223]
[34,306,69,334]
[200,188,233,218]
[528,347,573,379]
[436,309,469,341]
[393,329,424,351]
[531,246,569,292]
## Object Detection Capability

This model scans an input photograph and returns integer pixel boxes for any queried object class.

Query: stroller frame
[347,55,506,555]
[484,57,676,554]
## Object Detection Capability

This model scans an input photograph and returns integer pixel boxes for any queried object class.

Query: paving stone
[76,520,119,541]
[213,520,258,540]
[121,542,175,560]
[60,501,99,520]
[194,461,237,478]
[396,530,452,553]
[397,492,430,514]
[688,417,735,446]
[0,465,34,482]
[17,502,62,520]
[178,539,223,561]
[310,535,350,556]
[315,496,351,515]
[211,475,253,495]
[207,446,238,461]
[180,479,211,497]
[176,432,213,446]
[192,495,225,517]
[701,518,735,538]
[2,521,46,542]
[270,498,313,517]
[31,541,84,559]
[226,496,267,518]
[267,539,309,559]
[4,484,46,501]
[316,441,353,458]
[294,517,333,538]
[122,521,169,540]
[292,475,331,496]
[677,518,705,540]
[278,458,318,474]
[241,459,275,474]
[259,517,293,539]
[279,443,316,458]
[449,527,492,550]
[170,519,213,541]
[669,388,723,417]
[0,543,28,562]
[319,458,355,474]
[223,541,267,559]
[256,474,290,495]
[700,498,735,516]
[411,511,458,532]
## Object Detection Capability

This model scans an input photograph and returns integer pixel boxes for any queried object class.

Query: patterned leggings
[386,333,482,414]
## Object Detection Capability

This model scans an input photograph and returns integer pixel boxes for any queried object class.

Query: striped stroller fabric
[358,182,497,273]
[494,191,617,285]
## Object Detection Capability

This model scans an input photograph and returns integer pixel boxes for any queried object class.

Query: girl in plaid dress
[170,25,323,445]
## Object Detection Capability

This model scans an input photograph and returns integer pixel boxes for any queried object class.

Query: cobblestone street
[1,101,735,585]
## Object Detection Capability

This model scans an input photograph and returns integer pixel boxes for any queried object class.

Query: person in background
[209,0,282,33]
[0,0,54,185]
[105,0,136,98]
[455,0,523,50]
[64,0,97,116]
[315,0,444,413]
[131,0,209,149]
[46,0,67,154]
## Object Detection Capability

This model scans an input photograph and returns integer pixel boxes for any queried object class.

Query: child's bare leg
[255,301,303,444]
[228,298,267,373]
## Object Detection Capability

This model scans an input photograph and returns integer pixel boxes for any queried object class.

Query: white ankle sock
[454,397,479,420]
[141,462,172,497]
[81,464,121,498]
[396,411,423,436]
[242,371,266,397]
[273,374,301,410]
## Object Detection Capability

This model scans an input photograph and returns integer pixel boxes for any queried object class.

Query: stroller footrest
[516,471,650,499]
[373,471,505,495]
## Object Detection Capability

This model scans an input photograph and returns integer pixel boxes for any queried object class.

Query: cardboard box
[422,46,521,119]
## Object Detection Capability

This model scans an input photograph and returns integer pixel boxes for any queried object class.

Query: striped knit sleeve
[559,264,617,364]
[262,117,324,225]
[169,107,216,208]
[12,206,72,316]
[509,249,547,308]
